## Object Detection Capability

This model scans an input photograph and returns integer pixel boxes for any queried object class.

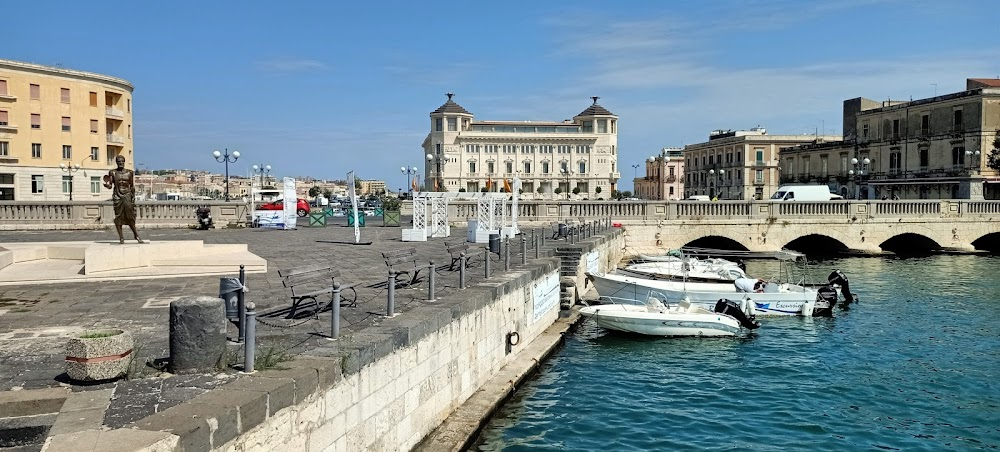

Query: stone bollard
[169,296,227,374]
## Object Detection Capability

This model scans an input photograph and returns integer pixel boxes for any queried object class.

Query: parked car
[257,198,311,217]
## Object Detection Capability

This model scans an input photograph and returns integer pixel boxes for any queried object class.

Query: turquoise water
[477,255,1000,451]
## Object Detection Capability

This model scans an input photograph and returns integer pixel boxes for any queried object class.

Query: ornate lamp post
[59,163,80,201]
[401,165,418,197]
[849,157,871,199]
[212,148,240,201]
[426,153,446,191]
[965,149,982,174]
[251,164,272,188]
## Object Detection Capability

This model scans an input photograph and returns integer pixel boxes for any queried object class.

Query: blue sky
[6,0,999,190]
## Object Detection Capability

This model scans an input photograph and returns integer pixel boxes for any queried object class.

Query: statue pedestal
[0,240,266,285]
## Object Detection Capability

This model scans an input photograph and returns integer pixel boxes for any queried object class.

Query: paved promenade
[0,222,560,448]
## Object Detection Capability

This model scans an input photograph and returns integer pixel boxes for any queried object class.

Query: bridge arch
[971,232,1000,253]
[879,233,941,255]
[781,234,850,255]
[682,235,750,252]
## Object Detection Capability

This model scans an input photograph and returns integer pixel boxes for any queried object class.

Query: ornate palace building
[0,59,134,201]
[421,94,620,198]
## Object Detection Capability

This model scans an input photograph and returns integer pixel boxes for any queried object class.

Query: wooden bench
[278,265,358,319]
[382,248,423,287]
[445,241,485,270]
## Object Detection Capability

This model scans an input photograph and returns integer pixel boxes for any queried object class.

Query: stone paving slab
[0,222,573,434]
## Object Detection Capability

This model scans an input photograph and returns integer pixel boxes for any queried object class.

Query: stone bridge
[446,199,1000,255]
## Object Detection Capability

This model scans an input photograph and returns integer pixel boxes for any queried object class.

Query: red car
[257,198,310,217]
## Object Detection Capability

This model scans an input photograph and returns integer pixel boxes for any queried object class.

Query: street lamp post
[212,148,240,201]
[849,157,871,199]
[251,164,272,188]
[426,154,446,191]
[965,149,982,174]
[401,165,418,197]
[59,163,80,201]
[560,168,573,200]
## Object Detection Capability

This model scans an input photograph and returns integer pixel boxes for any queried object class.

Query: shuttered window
[31,114,40,129]
[30,84,39,99]
[89,92,98,106]
[0,80,7,95]
[62,116,71,131]
[0,110,8,125]
[61,88,70,103]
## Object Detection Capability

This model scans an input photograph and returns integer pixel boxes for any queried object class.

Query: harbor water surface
[477,255,1000,451]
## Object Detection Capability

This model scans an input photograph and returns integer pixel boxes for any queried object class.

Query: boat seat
[678,299,695,312]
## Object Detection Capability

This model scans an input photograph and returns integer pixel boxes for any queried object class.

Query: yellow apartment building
[0,59,134,201]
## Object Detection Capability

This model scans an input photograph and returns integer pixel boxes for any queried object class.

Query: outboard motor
[714,299,761,330]
[814,286,838,317]
[196,206,213,230]
[827,270,855,304]
[736,259,747,273]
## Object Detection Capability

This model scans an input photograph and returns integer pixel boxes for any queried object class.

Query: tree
[308,186,321,197]
[622,190,633,199]
[988,129,1000,172]
[611,189,620,199]
[595,186,602,195]
[322,189,333,200]
[354,177,362,190]
[572,187,581,195]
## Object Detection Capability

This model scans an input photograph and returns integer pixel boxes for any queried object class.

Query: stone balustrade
[0,201,247,230]
[1,199,999,230]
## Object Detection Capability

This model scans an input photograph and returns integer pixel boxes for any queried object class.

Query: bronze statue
[103,155,144,244]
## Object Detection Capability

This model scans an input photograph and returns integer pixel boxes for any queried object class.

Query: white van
[770,185,841,201]
[684,195,711,201]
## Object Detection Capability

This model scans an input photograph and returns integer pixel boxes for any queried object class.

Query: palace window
[447,117,457,131]
[31,175,44,193]
[542,162,550,173]
[91,177,102,194]
[919,148,929,167]
[579,161,587,174]
[468,161,476,173]
[524,161,531,173]
[62,145,72,159]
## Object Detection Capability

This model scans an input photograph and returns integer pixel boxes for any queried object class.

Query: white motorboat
[620,259,748,282]
[580,296,760,337]
[588,271,852,317]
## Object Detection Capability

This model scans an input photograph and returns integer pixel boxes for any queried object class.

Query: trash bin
[219,277,243,321]
[489,233,501,255]
[558,223,568,238]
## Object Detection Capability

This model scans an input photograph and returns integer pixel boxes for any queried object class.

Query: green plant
[987,129,1000,172]
[554,187,563,194]
[595,186,602,194]
[308,186,321,197]
[458,188,467,192]
[481,187,488,193]
[380,195,401,211]
[254,345,293,371]
[572,187,581,195]
[323,189,334,200]
[536,186,544,194]
[217,347,240,371]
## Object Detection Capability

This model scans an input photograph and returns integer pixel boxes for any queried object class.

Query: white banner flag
[347,171,360,243]
[282,177,297,230]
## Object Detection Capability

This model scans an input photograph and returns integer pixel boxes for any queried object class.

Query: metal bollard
[521,237,527,265]
[459,252,467,289]
[485,246,491,278]
[530,229,535,249]
[244,302,256,373]
[504,238,511,271]
[237,265,246,343]
[331,283,341,339]
[535,235,540,259]
[427,261,436,302]
[387,272,396,317]
[569,227,575,244]
[540,230,545,249]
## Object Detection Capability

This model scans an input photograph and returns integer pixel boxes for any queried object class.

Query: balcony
[0,122,16,132]
[0,93,14,101]
[609,172,621,179]
[754,160,767,167]
[666,175,677,182]
[106,134,125,145]
[465,172,479,177]
[105,107,125,119]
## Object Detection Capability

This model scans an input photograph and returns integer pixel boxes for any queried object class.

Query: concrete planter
[383,210,401,227]
[65,329,134,382]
